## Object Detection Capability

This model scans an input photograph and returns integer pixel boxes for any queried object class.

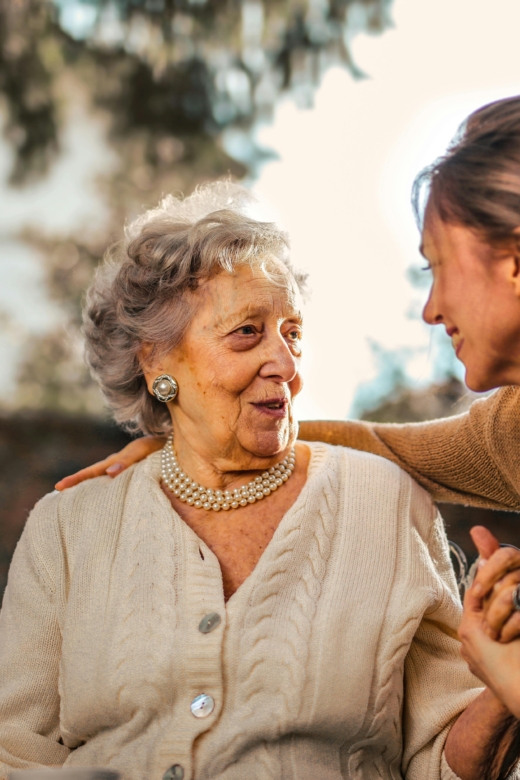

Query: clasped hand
[459,526,520,718]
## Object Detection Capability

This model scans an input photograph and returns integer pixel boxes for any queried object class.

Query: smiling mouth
[447,328,464,357]
[450,335,464,356]
[252,399,288,416]
[454,339,464,357]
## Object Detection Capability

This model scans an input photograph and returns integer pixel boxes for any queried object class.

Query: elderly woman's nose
[259,334,299,381]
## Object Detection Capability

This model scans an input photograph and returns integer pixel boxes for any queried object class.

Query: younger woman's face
[421,211,520,391]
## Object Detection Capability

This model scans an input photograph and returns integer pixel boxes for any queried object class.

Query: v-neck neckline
[225,446,319,607]
[148,442,326,607]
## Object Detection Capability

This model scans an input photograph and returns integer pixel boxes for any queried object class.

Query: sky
[2,0,520,419]
[251,0,520,419]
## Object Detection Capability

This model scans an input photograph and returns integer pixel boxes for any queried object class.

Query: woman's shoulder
[27,451,162,539]
[305,438,411,481]
[11,452,163,597]
[38,464,133,515]
[305,440,437,531]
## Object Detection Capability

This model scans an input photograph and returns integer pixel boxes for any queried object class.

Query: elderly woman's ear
[54,347,179,491]
[138,345,180,404]
[137,345,157,392]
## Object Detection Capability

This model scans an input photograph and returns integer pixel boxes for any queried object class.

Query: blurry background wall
[1,0,520,599]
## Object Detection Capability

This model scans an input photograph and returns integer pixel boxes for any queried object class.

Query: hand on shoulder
[55,436,165,490]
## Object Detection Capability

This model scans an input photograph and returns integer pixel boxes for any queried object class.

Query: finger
[55,458,117,490]
[472,546,520,597]
[484,584,518,638]
[470,526,501,560]
[54,437,165,491]
[458,589,485,644]
[482,569,520,632]
[499,612,520,643]
[482,569,520,620]
[115,436,165,465]
[463,584,485,615]
[492,570,520,590]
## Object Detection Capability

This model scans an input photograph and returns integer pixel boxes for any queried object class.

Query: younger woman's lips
[455,339,464,357]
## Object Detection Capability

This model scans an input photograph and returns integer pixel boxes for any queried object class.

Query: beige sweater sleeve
[299,387,520,511]
[0,493,69,776]
[402,487,483,780]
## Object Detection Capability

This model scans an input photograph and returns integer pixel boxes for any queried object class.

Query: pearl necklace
[161,435,296,511]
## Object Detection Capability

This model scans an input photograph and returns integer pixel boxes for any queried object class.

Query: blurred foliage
[359,376,478,424]
[0,0,393,415]
[0,0,60,182]
[1,0,394,183]
[350,299,466,420]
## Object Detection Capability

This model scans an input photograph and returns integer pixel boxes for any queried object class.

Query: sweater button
[198,612,222,633]
[163,765,184,780]
[190,693,215,718]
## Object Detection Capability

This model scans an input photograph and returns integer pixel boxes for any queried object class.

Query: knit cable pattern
[346,610,424,780]
[345,495,448,779]
[94,469,182,764]
[215,444,338,774]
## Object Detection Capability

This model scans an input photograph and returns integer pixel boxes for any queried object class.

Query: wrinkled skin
[141,262,304,483]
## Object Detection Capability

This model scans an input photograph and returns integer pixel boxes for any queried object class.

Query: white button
[190,693,215,718]
[163,766,184,780]
[198,612,221,633]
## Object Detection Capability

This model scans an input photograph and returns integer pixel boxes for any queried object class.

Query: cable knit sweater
[0,443,482,780]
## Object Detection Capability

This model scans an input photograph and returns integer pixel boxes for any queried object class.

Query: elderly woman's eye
[236,325,256,335]
[287,329,301,341]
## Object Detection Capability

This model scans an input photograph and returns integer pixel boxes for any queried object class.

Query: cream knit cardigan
[0,443,481,780]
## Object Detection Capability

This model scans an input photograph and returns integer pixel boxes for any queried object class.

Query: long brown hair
[413,95,520,245]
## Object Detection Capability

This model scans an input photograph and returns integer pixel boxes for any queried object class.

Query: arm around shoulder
[299,387,520,510]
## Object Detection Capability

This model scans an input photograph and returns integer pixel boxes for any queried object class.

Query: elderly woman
[0,182,516,780]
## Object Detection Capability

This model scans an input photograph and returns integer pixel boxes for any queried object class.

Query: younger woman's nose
[422,289,443,325]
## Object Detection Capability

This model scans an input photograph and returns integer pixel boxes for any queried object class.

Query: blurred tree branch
[0,0,61,183]
[0,0,394,416]
[1,0,394,184]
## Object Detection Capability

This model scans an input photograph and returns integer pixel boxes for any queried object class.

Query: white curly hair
[83,180,306,436]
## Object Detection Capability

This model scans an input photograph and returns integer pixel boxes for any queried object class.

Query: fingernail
[106,463,124,476]
[478,558,488,570]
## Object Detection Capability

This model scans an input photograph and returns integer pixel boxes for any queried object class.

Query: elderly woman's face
[153,261,303,467]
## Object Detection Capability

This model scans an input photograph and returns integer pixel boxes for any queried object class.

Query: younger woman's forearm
[298,410,520,511]
[444,688,520,780]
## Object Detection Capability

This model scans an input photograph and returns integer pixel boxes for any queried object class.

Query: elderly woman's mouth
[251,398,289,418]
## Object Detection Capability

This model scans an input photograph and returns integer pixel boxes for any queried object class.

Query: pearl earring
[152,374,178,402]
